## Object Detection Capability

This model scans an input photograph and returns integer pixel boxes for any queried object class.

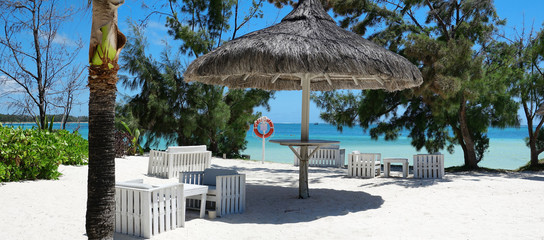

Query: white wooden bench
[115,180,184,239]
[347,152,381,178]
[148,145,211,179]
[180,169,246,217]
[293,145,346,167]
[413,154,444,179]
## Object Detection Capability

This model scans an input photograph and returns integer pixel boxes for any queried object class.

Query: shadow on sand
[521,175,544,181]
[215,184,383,224]
[356,177,453,188]
[113,184,383,239]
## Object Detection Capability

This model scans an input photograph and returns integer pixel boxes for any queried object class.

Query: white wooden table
[184,184,208,218]
[270,139,340,198]
[383,158,408,178]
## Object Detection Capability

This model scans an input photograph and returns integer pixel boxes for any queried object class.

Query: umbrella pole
[299,75,310,199]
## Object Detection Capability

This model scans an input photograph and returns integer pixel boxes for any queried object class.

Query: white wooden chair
[179,169,246,217]
[413,154,444,179]
[347,152,381,178]
[148,145,211,179]
[115,179,184,239]
[293,145,346,167]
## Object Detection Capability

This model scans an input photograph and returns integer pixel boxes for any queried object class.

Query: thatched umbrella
[184,0,423,198]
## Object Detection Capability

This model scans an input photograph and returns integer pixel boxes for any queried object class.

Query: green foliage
[517,159,544,171]
[120,22,273,158]
[265,0,296,8]
[166,0,236,57]
[120,121,144,155]
[312,0,519,168]
[114,129,133,158]
[36,115,55,132]
[525,133,544,152]
[53,129,89,165]
[493,26,544,166]
[115,104,145,156]
[0,125,88,182]
[219,88,273,158]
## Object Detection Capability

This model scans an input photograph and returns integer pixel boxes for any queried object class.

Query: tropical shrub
[54,129,89,165]
[114,129,133,158]
[119,121,143,156]
[0,125,88,182]
[115,106,144,156]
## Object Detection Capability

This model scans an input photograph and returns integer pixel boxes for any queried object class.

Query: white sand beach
[1,156,543,240]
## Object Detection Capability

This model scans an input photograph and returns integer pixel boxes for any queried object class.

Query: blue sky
[2,0,544,124]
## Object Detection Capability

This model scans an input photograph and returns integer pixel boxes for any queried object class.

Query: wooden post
[262,136,265,164]
[299,75,311,199]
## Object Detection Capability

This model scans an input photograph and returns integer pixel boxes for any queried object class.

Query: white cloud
[150,35,168,47]
[52,33,80,47]
[0,76,24,95]
[147,20,168,32]
[39,31,80,48]
[146,21,170,46]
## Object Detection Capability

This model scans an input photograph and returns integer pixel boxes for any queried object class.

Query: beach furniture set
[348,152,444,178]
[294,146,444,179]
[115,145,246,238]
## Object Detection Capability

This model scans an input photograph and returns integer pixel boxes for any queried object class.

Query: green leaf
[120,121,133,136]
[48,116,54,132]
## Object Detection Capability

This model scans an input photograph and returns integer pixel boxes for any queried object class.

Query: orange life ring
[253,118,274,138]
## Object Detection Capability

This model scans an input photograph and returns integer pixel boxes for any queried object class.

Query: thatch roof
[183,0,423,92]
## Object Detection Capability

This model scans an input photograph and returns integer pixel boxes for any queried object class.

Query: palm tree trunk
[86,66,117,239]
[86,1,125,239]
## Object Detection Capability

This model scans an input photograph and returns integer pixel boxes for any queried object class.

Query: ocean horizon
[4,122,532,170]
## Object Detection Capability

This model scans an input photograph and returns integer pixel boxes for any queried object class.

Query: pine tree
[490,26,544,168]
[120,21,273,158]
[311,0,519,169]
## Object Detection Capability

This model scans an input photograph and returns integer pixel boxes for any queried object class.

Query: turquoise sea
[4,122,531,170]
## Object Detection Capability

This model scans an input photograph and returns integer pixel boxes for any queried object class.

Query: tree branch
[138,10,174,28]
[0,28,37,60]
[233,0,264,40]
[232,1,239,40]
[425,0,450,40]
[0,68,40,106]
[407,9,426,34]
[534,115,544,137]
[2,24,38,80]
[452,2,467,35]
[533,61,544,78]
[382,0,426,34]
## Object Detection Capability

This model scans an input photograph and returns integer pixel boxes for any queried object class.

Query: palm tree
[86,0,126,239]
